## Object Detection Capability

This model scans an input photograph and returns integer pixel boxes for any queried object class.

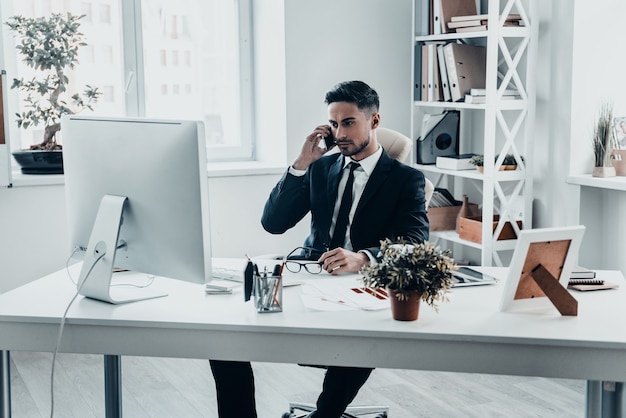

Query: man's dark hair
[324,80,379,117]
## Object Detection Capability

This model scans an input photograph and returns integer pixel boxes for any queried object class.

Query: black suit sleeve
[359,166,429,260]
[261,169,311,234]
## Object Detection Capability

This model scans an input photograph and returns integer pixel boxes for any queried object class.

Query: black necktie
[331,162,360,249]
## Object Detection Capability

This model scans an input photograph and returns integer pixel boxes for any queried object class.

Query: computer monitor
[62,115,212,304]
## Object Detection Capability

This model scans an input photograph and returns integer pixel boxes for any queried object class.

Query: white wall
[567,0,626,271]
[283,0,413,162]
[4,0,624,291]
[0,0,414,293]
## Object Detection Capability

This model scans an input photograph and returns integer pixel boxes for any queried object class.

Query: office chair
[282,128,427,418]
[377,127,434,209]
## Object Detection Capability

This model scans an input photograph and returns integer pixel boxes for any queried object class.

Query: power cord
[51,249,105,418]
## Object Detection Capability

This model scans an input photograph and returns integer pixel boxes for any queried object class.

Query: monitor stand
[77,194,168,304]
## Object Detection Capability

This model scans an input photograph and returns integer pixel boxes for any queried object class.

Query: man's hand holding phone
[292,125,336,171]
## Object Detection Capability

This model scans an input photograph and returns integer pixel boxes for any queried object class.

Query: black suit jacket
[261,150,429,259]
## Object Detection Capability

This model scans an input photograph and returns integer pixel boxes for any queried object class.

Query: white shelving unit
[412,0,537,266]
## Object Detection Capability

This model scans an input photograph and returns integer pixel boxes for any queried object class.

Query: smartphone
[323,131,336,150]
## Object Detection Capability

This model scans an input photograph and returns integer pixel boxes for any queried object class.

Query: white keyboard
[211,268,244,282]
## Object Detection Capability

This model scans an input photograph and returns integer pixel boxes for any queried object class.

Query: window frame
[0,0,256,186]
[122,0,255,162]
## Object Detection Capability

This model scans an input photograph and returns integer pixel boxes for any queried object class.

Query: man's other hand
[319,248,368,275]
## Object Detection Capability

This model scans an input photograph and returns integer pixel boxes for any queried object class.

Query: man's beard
[339,135,370,157]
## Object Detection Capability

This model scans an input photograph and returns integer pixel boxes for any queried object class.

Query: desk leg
[587,380,625,418]
[587,380,602,418]
[601,381,623,418]
[104,355,122,418]
[0,351,10,418]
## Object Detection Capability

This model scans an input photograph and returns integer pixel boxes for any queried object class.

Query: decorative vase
[592,166,616,178]
[455,195,472,234]
[388,289,421,321]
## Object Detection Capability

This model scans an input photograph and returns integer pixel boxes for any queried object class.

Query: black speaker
[416,110,460,164]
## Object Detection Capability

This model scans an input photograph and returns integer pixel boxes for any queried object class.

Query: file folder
[443,43,486,102]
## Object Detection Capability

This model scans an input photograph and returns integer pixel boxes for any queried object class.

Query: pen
[272,276,282,308]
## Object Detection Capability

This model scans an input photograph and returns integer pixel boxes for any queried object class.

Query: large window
[0,0,254,165]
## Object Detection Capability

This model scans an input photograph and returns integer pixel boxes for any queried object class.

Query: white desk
[1,261,625,417]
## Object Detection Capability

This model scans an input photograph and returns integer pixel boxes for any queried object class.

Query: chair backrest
[376,127,412,163]
[377,127,434,209]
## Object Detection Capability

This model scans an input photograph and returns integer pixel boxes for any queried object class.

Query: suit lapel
[354,151,393,218]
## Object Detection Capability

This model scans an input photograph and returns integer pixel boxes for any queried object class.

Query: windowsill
[205,160,286,177]
[8,161,287,187]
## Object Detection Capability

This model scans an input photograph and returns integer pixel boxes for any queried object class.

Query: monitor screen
[62,115,212,303]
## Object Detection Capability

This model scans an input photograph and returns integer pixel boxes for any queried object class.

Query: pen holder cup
[253,274,282,313]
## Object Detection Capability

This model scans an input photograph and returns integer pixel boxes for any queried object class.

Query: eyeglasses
[284,247,324,274]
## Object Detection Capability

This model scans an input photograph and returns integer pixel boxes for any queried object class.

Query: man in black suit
[210,81,429,418]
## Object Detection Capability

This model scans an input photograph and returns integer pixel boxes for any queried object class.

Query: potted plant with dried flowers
[6,12,101,174]
[361,238,456,321]
[592,102,616,178]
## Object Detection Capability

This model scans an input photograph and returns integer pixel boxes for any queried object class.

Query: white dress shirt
[330,146,383,250]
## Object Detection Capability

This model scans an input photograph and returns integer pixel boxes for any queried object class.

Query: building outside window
[0,0,254,170]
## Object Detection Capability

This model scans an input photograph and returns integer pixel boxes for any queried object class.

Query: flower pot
[592,166,616,178]
[12,150,63,174]
[476,165,516,174]
[388,289,421,321]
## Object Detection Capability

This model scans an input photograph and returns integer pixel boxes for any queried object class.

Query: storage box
[427,203,479,231]
[458,215,522,243]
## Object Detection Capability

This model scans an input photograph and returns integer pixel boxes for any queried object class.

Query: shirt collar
[342,145,383,177]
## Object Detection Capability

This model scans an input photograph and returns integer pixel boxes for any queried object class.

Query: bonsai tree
[5,13,101,150]
[361,238,455,309]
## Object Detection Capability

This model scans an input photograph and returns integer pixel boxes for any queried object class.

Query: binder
[443,43,486,102]
[422,43,442,101]
[437,44,451,101]
[431,0,442,34]
[415,0,431,36]
[421,44,429,101]
[414,44,422,101]
[439,0,478,33]
[431,44,442,101]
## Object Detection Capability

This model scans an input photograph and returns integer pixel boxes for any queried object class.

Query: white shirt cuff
[288,166,307,177]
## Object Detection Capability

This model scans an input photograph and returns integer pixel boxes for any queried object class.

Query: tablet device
[451,266,498,287]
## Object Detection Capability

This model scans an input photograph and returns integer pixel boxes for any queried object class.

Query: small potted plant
[469,154,523,173]
[468,154,484,172]
[361,238,456,321]
[6,13,101,174]
[592,102,616,178]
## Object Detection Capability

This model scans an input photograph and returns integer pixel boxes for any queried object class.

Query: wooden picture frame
[500,226,585,314]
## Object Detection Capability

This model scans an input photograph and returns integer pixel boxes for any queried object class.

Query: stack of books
[464,88,521,104]
[567,267,619,291]
[447,13,523,33]
[436,153,477,170]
